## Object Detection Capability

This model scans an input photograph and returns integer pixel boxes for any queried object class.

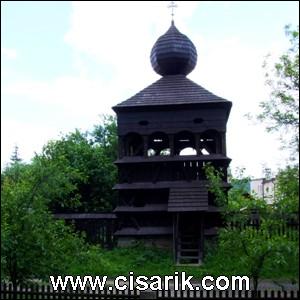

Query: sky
[1,1,299,178]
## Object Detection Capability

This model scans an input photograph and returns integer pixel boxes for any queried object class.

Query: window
[174,131,195,155]
[199,130,221,154]
[179,147,197,156]
[125,133,143,156]
[148,132,169,156]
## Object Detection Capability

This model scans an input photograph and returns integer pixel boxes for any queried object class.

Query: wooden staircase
[174,213,203,265]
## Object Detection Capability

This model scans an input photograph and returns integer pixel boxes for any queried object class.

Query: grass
[66,240,299,282]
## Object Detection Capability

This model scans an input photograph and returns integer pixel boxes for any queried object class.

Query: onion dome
[150,21,197,76]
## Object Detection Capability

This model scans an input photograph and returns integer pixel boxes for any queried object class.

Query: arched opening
[201,148,210,155]
[179,147,197,156]
[147,148,156,157]
[199,130,221,155]
[174,131,196,155]
[148,132,169,156]
[160,148,171,156]
[125,132,143,156]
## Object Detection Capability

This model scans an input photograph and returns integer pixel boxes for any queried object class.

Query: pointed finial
[168,1,177,23]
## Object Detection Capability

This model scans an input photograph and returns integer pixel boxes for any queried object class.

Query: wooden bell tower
[113,21,232,264]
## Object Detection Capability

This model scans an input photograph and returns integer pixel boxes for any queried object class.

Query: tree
[204,164,299,293]
[204,163,269,223]
[218,223,298,294]
[91,114,118,162]
[254,25,299,219]
[273,165,299,217]
[1,115,119,284]
[39,116,118,213]
[1,159,86,285]
[258,25,299,156]
[10,145,22,164]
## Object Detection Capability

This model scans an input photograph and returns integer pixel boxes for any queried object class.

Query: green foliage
[237,26,300,286]
[227,182,269,224]
[10,145,22,163]
[259,25,299,155]
[1,115,118,284]
[273,165,299,215]
[65,240,298,280]
[203,163,299,288]
[1,161,86,285]
[216,222,298,290]
[203,164,269,223]
[2,112,298,285]
[92,115,118,162]
[201,225,298,280]
[67,243,175,277]
[203,163,227,207]
[32,147,85,209]
[31,115,118,212]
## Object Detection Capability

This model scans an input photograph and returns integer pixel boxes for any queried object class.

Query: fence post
[24,283,28,300]
[139,291,157,299]
[1,283,7,300]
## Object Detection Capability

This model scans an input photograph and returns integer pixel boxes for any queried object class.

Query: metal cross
[168,1,177,21]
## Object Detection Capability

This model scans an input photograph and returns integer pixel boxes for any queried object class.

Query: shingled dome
[150,21,197,76]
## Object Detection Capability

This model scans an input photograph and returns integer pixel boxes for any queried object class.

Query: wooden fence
[225,221,299,240]
[0,283,139,299]
[54,213,117,249]
[54,213,299,248]
[1,283,299,299]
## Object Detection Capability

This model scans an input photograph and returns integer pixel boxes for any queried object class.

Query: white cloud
[1,47,17,59]
[188,35,291,177]
[2,73,120,167]
[3,75,114,113]
[64,1,200,96]
[1,2,293,177]
[1,118,60,168]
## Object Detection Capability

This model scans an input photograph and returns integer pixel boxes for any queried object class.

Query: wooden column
[118,136,125,158]
[143,135,149,157]
[195,133,201,156]
[221,132,227,155]
[169,134,175,156]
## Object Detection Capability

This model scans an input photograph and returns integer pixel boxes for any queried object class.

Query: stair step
[177,241,199,248]
[178,255,201,259]
[179,233,197,238]
[179,248,199,252]
[177,252,199,257]
[178,245,199,249]
[176,262,202,266]
[176,229,202,265]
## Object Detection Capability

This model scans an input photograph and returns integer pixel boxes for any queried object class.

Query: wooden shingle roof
[113,75,231,109]
[114,204,168,213]
[150,21,197,76]
[168,186,208,212]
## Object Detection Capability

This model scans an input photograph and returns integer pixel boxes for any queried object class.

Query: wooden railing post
[139,290,157,299]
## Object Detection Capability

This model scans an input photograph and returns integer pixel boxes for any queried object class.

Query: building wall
[250,178,275,204]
